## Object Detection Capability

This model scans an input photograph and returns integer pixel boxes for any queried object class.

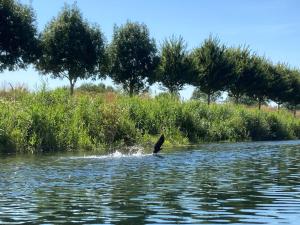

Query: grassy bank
[0,88,300,154]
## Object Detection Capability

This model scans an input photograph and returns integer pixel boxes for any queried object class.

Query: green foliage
[157,36,194,93]
[241,110,297,141]
[36,3,106,95]
[0,0,39,72]
[191,36,233,104]
[267,63,291,106]
[243,56,273,109]
[0,89,299,154]
[283,70,300,116]
[0,128,15,153]
[77,83,115,94]
[224,47,298,111]
[191,40,300,112]
[226,94,259,106]
[226,46,253,104]
[191,87,222,103]
[108,21,159,96]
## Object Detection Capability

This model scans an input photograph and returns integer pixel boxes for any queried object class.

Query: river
[1,141,300,224]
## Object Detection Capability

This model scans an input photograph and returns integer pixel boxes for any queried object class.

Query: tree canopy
[284,70,300,116]
[191,36,233,104]
[157,36,193,94]
[108,21,159,96]
[0,0,39,72]
[242,56,272,109]
[267,63,292,108]
[36,3,106,95]
[226,46,253,104]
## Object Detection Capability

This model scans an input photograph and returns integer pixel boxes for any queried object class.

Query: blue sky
[2,0,300,99]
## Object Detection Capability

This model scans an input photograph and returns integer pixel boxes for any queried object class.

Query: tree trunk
[277,103,280,112]
[294,105,297,117]
[170,88,179,97]
[69,79,76,96]
[258,98,262,110]
[169,87,175,95]
[129,83,134,97]
[235,94,240,104]
[207,92,211,105]
[129,80,134,97]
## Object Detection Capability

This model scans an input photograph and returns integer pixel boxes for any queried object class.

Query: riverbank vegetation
[0,88,299,154]
[1,0,300,153]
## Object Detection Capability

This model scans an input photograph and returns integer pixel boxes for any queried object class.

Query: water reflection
[0,141,300,224]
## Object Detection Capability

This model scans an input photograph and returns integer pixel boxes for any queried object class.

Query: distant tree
[155,91,180,100]
[191,36,233,105]
[77,83,115,93]
[191,87,221,103]
[0,0,39,72]
[157,36,194,94]
[108,21,159,96]
[226,94,259,106]
[36,4,106,95]
[226,46,253,104]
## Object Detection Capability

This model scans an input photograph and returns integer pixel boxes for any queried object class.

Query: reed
[0,89,299,154]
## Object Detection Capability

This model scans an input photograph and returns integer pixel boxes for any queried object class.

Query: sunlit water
[1,141,300,224]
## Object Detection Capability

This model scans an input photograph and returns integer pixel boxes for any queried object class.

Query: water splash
[67,146,149,160]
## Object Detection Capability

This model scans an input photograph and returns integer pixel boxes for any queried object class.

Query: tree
[0,0,39,72]
[191,88,221,103]
[191,36,233,105]
[226,46,253,104]
[77,83,115,93]
[267,63,291,110]
[36,4,106,95]
[243,55,272,110]
[284,70,300,117]
[157,36,193,94]
[108,21,159,96]
[226,94,259,106]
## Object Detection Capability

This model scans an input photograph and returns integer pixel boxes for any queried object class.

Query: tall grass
[0,88,299,154]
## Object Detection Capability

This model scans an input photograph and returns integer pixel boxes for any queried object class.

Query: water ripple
[0,140,300,224]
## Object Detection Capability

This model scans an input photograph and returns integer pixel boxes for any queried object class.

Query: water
[1,141,300,224]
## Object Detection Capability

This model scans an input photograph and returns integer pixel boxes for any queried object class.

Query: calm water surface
[1,141,300,224]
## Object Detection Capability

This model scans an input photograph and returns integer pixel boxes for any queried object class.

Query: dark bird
[153,134,165,154]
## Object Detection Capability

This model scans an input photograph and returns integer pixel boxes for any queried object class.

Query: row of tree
[1,1,300,114]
